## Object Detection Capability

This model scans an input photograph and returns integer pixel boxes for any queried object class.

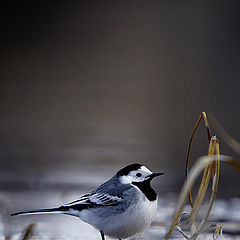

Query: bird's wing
[88,192,124,206]
[63,192,123,210]
[63,193,92,207]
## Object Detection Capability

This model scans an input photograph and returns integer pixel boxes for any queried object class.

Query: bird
[11,163,163,240]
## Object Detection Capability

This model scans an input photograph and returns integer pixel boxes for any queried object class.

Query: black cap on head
[117,163,142,176]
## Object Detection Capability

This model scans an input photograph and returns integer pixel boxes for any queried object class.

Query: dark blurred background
[1,0,240,197]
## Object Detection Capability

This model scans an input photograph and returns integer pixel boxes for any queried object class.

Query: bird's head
[116,163,163,185]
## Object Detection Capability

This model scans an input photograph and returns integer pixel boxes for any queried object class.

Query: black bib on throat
[132,180,157,201]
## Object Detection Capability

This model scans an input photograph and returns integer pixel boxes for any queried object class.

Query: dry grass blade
[165,112,216,240]
[189,137,218,224]
[209,113,240,154]
[213,224,223,240]
[185,112,212,207]
[20,223,36,240]
[165,112,240,240]
[209,113,240,170]
[189,139,220,240]
[226,159,240,170]
[164,154,229,240]
[200,141,220,226]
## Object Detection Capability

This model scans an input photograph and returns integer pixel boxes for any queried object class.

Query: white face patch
[120,175,134,184]
[140,166,152,175]
[119,165,153,184]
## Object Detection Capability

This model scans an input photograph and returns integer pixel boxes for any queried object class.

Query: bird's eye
[136,173,142,177]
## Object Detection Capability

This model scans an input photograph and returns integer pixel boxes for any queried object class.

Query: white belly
[79,196,158,239]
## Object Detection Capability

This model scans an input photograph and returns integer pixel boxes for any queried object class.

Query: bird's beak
[149,172,164,179]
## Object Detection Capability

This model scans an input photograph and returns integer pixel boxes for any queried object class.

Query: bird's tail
[11,207,64,216]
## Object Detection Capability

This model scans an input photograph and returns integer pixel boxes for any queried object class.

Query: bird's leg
[100,231,105,240]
